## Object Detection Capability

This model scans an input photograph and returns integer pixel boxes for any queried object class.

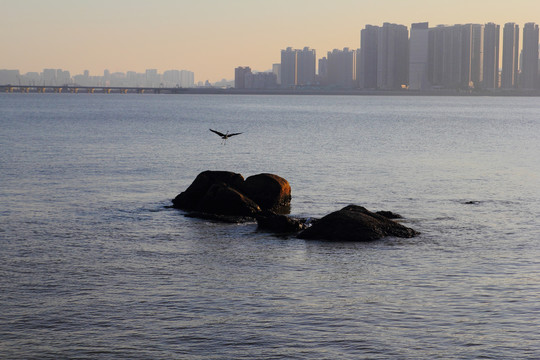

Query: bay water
[1,93,539,359]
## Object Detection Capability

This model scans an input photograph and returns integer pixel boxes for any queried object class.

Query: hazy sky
[2,0,539,82]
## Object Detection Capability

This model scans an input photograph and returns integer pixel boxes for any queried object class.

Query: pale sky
[1,0,539,82]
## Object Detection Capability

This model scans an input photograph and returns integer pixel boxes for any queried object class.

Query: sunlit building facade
[482,23,500,89]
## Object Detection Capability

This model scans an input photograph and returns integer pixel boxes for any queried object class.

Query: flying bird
[209,129,243,144]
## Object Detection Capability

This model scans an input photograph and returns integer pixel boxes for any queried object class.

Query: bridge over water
[0,84,190,94]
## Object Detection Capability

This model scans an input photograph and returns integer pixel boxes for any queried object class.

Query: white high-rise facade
[409,22,430,90]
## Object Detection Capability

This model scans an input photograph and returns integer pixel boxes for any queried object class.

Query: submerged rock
[256,211,308,233]
[375,210,403,219]
[297,205,418,241]
[185,212,256,224]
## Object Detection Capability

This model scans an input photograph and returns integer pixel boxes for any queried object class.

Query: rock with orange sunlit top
[241,173,291,214]
[172,170,291,220]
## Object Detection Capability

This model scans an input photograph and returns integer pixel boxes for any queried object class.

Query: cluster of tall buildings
[413,22,539,90]
[236,21,540,91]
[0,68,195,88]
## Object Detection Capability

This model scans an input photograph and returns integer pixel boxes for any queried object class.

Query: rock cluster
[172,171,291,217]
[172,170,418,241]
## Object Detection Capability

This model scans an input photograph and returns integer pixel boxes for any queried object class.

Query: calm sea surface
[1,93,539,359]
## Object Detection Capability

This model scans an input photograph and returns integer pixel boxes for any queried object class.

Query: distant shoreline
[183,88,540,97]
[2,84,540,97]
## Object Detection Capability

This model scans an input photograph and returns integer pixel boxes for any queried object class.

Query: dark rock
[375,210,403,219]
[172,171,293,219]
[241,173,291,213]
[172,170,244,210]
[197,183,261,217]
[297,205,418,241]
[256,211,308,233]
[463,200,481,205]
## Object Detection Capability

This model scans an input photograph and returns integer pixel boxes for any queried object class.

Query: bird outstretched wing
[209,129,226,137]
[227,132,242,137]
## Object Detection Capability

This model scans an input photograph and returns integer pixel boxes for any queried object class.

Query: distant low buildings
[234,66,277,89]
[0,68,195,88]
[0,69,20,85]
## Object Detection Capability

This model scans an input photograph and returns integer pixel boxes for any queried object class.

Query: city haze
[2,0,540,83]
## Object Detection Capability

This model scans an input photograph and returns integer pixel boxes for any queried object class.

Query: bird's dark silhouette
[209,129,242,144]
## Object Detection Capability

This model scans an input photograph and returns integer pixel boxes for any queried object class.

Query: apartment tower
[521,22,539,89]
[409,22,430,90]
[501,23,520,88]
[359,25,379,89]
[483,23,500,89]
[296,47,316,86]
[280,47,297,87]
[326,48,357,88]
[377,23,409,89]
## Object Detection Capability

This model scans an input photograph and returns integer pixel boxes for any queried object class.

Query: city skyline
[2,0,540,82]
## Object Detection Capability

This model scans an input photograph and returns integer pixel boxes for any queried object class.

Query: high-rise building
[42,69,57,85]
[409,22,430,90]
[359,25,379,89]
[179,70,194,88]
[163,70,181,87]
[318,57,328,81]
[280,47,316,87]
[428,24,483,89]
[326,48,356,88]
[104,69,111,85]
[428,25,446,88]
[521,22,539,89]
[235,67,251,89]
[145,69,160,87]
[483,23,500,89]
[0,69,20,85]
[296,47,316,86]
[56,70,71,86]
[377,23,409,89]
[280,47,297,87]
[501,23,519,89]
[471,24,484,88]
[272,64,281,85]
